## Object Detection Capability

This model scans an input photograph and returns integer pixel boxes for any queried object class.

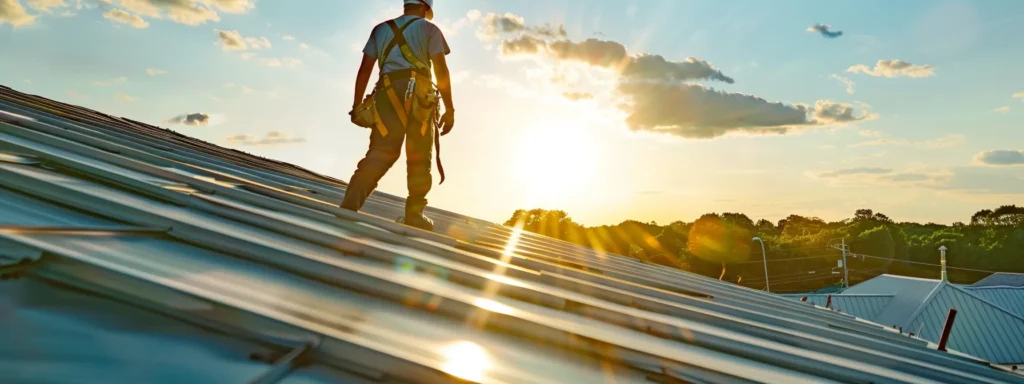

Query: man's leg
[339,134,402,211]
[340,84,407,212]
[402,117,435,230]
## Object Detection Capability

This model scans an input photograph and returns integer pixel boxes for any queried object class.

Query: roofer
[342,0,455,232]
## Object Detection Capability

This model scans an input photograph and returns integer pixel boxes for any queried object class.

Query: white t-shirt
[362,15,451,74]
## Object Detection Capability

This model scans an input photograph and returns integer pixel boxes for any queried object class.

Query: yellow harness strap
[371,97,388,137]
[382,76,407,129]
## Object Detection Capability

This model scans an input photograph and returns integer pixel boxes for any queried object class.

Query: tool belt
[352,16,446,184]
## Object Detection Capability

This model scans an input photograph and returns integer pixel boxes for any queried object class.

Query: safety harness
[374,16,446,184]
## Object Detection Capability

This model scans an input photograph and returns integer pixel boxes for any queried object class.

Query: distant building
[785,273,1024,365]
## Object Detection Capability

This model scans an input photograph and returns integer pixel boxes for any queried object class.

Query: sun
[513,123,598,203]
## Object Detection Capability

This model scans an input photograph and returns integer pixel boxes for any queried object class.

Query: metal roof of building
[966,288,1024,318]
[3,84,1024,382]
[779,294,894,319]
[787,274,1024,365]
[972,273,1024,288]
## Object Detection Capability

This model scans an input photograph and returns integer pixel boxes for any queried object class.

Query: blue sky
[2,0,1023,226]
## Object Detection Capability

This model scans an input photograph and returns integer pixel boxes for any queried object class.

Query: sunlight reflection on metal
[473,297,515,316]
[484,273,527,288]
[439,340,492,383]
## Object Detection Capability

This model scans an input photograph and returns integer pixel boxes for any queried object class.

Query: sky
[1,0,1023,227]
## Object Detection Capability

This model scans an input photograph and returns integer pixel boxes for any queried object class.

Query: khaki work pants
[341,72,434,215]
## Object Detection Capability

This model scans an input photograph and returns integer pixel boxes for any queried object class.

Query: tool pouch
[409,79,440,135]
[351,91,376,129]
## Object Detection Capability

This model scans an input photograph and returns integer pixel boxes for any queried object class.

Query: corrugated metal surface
[781,294,894,320]
[4,84,1024,382]
[964,288,1024,318]
[911,285,1024,365]
[843,275,943,329]
[0,279,368,384]
[972,273,1024,288]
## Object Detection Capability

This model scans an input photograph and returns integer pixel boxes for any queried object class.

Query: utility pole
[828,238,850,289]
[753,237,769,292]
[841,238,848,289]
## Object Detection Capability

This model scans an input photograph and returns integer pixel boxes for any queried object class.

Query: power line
[854,253,1006,274]
[734,254,839,265]
[741,274,841,288]
[739,268,838,284]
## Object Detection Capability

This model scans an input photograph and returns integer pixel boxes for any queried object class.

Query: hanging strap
[435,122,445,184]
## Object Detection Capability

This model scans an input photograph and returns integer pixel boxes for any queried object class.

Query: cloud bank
[480,12,875,139]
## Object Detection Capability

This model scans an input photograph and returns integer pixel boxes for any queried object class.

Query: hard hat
[403,0,433,20]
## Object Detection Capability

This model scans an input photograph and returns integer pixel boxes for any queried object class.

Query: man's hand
[348,109,360,126]
[439,109,455,136]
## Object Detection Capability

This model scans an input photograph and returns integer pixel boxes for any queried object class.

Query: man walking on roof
[341,0,456,232]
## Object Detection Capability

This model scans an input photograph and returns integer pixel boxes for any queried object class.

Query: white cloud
[166,112,210,126]
[994,106,1010,113]
[259,57,302,68]
[848,133,964,149]
[487,14,876,140]
[239,85,278,98]
[973,150,1024,166]
[225,131,305,146]
[27,0,68,13]
[846,59,936,78]
[118,0,253,26]
[829,74,855,94]
[859,130,884,137]
[92,76,128,86]
[299,43,309,50]
[104,8,149,28]
[23,78,31,83]
[917,134,965,149]
[239,52,255,60]
[1013,91,1024,99]
[282,35,295,41]
[216,29,271,51]
[1,0,36,27]
[146,68,166,76]
[116,93,138,102]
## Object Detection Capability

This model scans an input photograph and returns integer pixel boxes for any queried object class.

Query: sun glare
[514,124,598,202]
[439,340,492,382]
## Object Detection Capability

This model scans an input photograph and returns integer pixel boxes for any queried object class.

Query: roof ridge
[902,280,947,328]
[966,286,1024,291]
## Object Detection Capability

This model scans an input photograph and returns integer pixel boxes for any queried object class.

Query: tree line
[503,205,1024,293]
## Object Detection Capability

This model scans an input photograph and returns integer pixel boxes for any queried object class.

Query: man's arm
[432,52,454,113]
[432,52,456,135]
[352,54,376,109]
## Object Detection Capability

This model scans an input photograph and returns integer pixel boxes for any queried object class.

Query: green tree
[687,213,753,279]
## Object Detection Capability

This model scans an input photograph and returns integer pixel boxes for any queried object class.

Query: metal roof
[973,273,1024,288]
[789,274,1024,365]
[780,294,894,319]
[3,84,1024,382]
[966,287,1024,318]
[843,274,945,328]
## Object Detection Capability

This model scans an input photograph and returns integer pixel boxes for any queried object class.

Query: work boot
[401,201,434,232]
